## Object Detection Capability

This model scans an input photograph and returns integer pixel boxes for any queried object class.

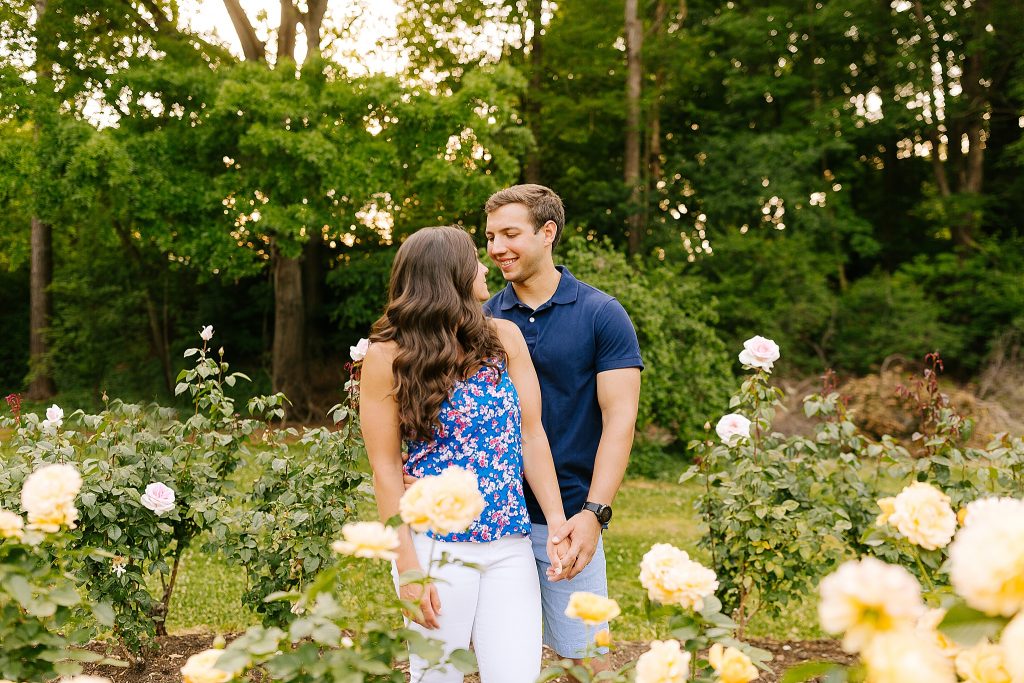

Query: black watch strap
[582,501,612,526]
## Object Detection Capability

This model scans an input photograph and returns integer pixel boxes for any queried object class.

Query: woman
[359,226,567,683]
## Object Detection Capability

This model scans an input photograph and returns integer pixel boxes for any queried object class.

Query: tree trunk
[301,0,328,59]
[524,0,544,184]
[272,244,310,421]
[624,0,644,255]
[222,0,266,61]
[278,0,299,64]
[28,216,55,399]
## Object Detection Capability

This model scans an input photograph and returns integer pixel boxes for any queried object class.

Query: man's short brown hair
[484,184,566,249]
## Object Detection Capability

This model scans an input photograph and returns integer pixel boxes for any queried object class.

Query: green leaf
[448,648,478,673]
[782,662,847,683]
[938,603,1010,646]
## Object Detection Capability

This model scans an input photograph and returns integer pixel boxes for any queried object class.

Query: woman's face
[473,260,490,302]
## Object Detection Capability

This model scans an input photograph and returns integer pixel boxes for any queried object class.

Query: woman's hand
[399,580,442,629]
[545,520,571,581]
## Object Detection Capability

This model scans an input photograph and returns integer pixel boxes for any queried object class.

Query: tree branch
[222,0,266,62]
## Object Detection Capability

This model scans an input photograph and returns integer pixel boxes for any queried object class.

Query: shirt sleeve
[594,298,644,373]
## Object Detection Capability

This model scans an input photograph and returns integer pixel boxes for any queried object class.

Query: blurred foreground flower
[332,521,399,560]
[399,467,485,535]
[738,335,780,372]
[181,648,234,683]
[635,639,690,683]
[21,463,82,532]
[861,629,955,683]
[954,640,1011,683]
[708,643,759,683]
[949,496,1024,616]
[818,557,924,653]
[0,510,24,539]
[639,543,718,610]
[564,591,620,625]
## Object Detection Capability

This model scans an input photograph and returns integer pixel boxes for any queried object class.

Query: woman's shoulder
[488,319,526,357]
[363,340,398,366]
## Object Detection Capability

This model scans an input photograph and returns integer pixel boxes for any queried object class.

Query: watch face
[598,506,612,525]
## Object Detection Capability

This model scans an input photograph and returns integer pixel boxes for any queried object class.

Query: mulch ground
[83,633,855,682]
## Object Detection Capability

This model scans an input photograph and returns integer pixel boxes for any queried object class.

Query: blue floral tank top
[403,359,531,542]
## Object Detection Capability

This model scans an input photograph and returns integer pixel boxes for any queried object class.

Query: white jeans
[397,533,541,683]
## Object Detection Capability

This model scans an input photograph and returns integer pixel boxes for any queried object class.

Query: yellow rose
[949,501,1024,616]
[639,543,719,610]
[26,500,78,533]
[875,497,896,526]
[181,649,234,683]
[0,510,24,539]
[888,481,957,550]
[955,641,1011,683]
[916,608,960,660]
[1001,613,1024,682]
[862,629,955,683]
[594,628,612,649]
[20,463,82,533]
[708,643,759,683]
[958,507,968,526]
[399,467,485,535]
[564,592,621,626]
[331,521,399,560]
[818,557,925,653]
[635,639,691,683]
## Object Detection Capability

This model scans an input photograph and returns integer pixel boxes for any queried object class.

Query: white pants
[397,534,541,683]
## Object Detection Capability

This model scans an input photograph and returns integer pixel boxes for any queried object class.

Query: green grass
[165,477,824,641]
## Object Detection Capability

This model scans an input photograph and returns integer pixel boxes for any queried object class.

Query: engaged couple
[359,184,644,682]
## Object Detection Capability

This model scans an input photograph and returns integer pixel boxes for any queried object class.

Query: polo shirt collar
[497,265,580,310]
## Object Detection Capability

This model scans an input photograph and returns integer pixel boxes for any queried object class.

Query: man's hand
[399,581,441,629]
[545,528,572,581]
[550,511,602,580]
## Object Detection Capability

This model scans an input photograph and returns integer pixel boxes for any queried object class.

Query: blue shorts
[530,523,610,659]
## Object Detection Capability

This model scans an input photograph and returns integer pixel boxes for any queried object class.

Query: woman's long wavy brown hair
[370,226,506,441]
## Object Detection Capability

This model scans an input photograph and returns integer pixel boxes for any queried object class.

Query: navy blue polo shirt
[484,266,644,524]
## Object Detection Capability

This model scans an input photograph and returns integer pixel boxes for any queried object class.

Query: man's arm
[553,366,641,578]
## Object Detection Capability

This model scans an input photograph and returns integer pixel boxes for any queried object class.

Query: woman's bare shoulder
[364,340,398,366]
[489,319,526,356]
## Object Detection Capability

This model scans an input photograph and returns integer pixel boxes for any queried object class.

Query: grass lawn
[165,476,824,641]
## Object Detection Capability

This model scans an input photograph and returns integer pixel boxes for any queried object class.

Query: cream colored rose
[564,592,621,626]
[875,497,896,527]
[888,481,957,550]
[862,629,955,683]
[399,467,485,535]
[181,649,234,683]
[949,501,1024,616]
[818,557,925,653]
[738,336,780,372]
[960,497,1024,529]
[708,643,759,683]
[21,463,82,514]
[955,641,1011,683]
[1000,612,1024,683]
[60,676,113,683]
[331,521,399,560]
[916,608,960,660]
[639,543,719,610]
[635,639,691,683]
[26,500,78,533]
[0,510,24,540]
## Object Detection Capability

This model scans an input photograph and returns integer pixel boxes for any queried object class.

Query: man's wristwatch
[582,501,613,527]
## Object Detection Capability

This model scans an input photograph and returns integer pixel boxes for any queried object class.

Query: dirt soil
[83,633,854,682]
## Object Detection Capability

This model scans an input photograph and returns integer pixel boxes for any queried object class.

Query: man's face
[484,203,554,284]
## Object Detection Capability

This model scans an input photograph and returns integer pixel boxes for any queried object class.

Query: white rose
[888,481,957,550]
[140,482,176,515]
[949,499,1024,616]
[199,325,215,342]
[349,337,369,362]
[818,557,925,653]
[738,335,780,372]
[43,404,64,430]
[715,413,751,446]
[862,629,956,683]
[331,521,399,560]
[635,639,691,683]
[639,543,718,610]
[21,463,82,515]
[181,648,234,683]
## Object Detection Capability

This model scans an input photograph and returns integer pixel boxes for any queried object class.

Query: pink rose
[716,413,751,445]
[738,335,780,372]
[350,338,369,362]
[140,482,176,515]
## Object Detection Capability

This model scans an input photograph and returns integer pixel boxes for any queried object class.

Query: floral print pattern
[404,360,530,542]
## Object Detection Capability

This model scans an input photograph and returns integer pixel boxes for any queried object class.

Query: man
[482,184,643,665]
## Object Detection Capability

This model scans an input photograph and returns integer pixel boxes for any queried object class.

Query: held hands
[545,520,572,582]
[550,511,602,580]
[399,579,442,629]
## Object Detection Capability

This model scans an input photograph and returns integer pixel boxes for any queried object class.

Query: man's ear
[541,220,557,247]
